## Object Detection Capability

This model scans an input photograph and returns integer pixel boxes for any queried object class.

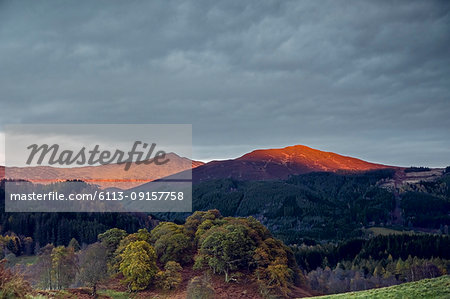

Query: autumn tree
[98,228,127,260]
[68,238,80,252]
[36,243,55,289]
[184,210,222,238]
[119,240,158,291]
[195,224,256,282]
[112,228,151,272]
[150,222,192,265]
[264,263,293,297]
[51,246,78,289]
[155,261,183,290]
[0,259,32,298]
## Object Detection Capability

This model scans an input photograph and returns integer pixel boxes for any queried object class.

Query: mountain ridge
[190,144,398,182]
[0,144,402,188]
[1,153,203,189]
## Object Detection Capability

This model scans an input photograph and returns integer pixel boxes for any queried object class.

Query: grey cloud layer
[0,0,449,166]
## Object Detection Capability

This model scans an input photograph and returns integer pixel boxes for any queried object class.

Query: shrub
[155,261,183,290]
[0,259,32,298]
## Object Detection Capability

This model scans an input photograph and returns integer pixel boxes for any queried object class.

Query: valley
[0,145,449,298]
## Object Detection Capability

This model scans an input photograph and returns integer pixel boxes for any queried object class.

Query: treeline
[7,210,304,298]
[0,180,151,253]
[292,234,450,294]
[400,173,450,228]
[293,234,450,272]
[404,167,431,173]
[1,170,398,251]
[306,256,449,294]
[2,168,448,250]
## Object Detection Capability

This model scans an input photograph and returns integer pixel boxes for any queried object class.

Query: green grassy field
[98,290,133,299]
[309,275,450,299]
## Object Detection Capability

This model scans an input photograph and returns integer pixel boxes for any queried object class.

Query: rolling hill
[2,153,203,189]
[309,275,450,299]
[191,145,397,182]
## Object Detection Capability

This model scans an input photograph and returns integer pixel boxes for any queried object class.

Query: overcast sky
[0,0,449,167]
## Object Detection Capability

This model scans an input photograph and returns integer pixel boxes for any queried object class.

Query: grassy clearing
[14,255,38,265]
[309,275,450,299]
[32,289,133,299]
[366,227,413,236]
[31,290,77,299]
[98,289,134,299]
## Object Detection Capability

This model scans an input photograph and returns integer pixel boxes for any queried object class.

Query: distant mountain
[191,145,396,182]
[2,153,203,189]
[1,145,398,188]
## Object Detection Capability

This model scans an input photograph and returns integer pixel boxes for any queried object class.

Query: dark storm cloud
[0,0,449,166]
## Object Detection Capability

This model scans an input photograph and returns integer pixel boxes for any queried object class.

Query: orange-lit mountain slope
[191,145,396,182]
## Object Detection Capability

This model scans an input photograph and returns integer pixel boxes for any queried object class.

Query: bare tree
[78,242,108,296]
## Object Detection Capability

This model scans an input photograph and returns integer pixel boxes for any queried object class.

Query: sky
[0,0,449,167]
